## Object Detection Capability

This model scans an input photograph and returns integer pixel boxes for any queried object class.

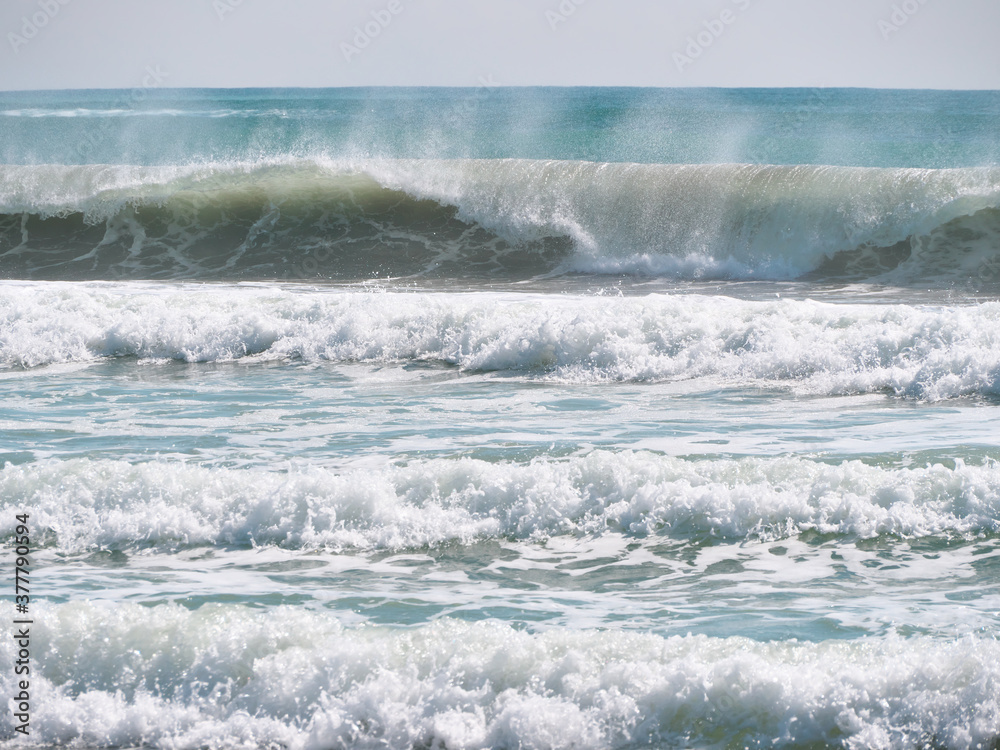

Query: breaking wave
[1,603,998,749]
[2,284,999,399]
[1,159,998,283]
[3,453,999,553]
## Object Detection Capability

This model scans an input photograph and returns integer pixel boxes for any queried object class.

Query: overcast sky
[1,0,998,91]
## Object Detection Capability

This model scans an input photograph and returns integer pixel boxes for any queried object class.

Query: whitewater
[1,87,999,750]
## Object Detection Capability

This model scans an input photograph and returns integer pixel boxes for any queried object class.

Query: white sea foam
[0,602,997,749]
[3,453,998,552]
[2,284,999,399]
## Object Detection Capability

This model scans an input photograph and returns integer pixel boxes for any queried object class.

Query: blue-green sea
[1,87,1000,749]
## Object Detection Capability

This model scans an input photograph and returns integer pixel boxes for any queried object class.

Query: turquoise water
[1,88,1000,749]
[2,87,999,167]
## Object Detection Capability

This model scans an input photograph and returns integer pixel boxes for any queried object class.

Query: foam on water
[3,452,998,553]
[2,284,999,399]
[1,602,997,749]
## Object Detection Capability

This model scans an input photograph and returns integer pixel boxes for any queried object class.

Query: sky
[0,0,998,91]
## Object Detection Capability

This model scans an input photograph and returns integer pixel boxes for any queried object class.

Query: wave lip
[1,159,999,282]
[2,285,1000,400]
[3,453,999,553]
[1,602,998,749]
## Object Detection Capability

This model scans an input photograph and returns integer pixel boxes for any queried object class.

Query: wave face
[3,284,999,399]
[1,603,998,750]
[1,159,999,284]
[3,454,999,553]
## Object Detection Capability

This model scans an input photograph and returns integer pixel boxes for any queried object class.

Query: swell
[2,285,999,400]
[1,603,998,750]
[1,159,999,283]
[3,453,998,553]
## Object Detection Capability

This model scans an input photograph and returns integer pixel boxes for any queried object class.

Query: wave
[3,453,998,553]
[1,159,998,283]
[2,284,999,399]
[2,602,998,749]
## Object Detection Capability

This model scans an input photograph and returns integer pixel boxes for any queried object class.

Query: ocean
[1,86,999,749]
